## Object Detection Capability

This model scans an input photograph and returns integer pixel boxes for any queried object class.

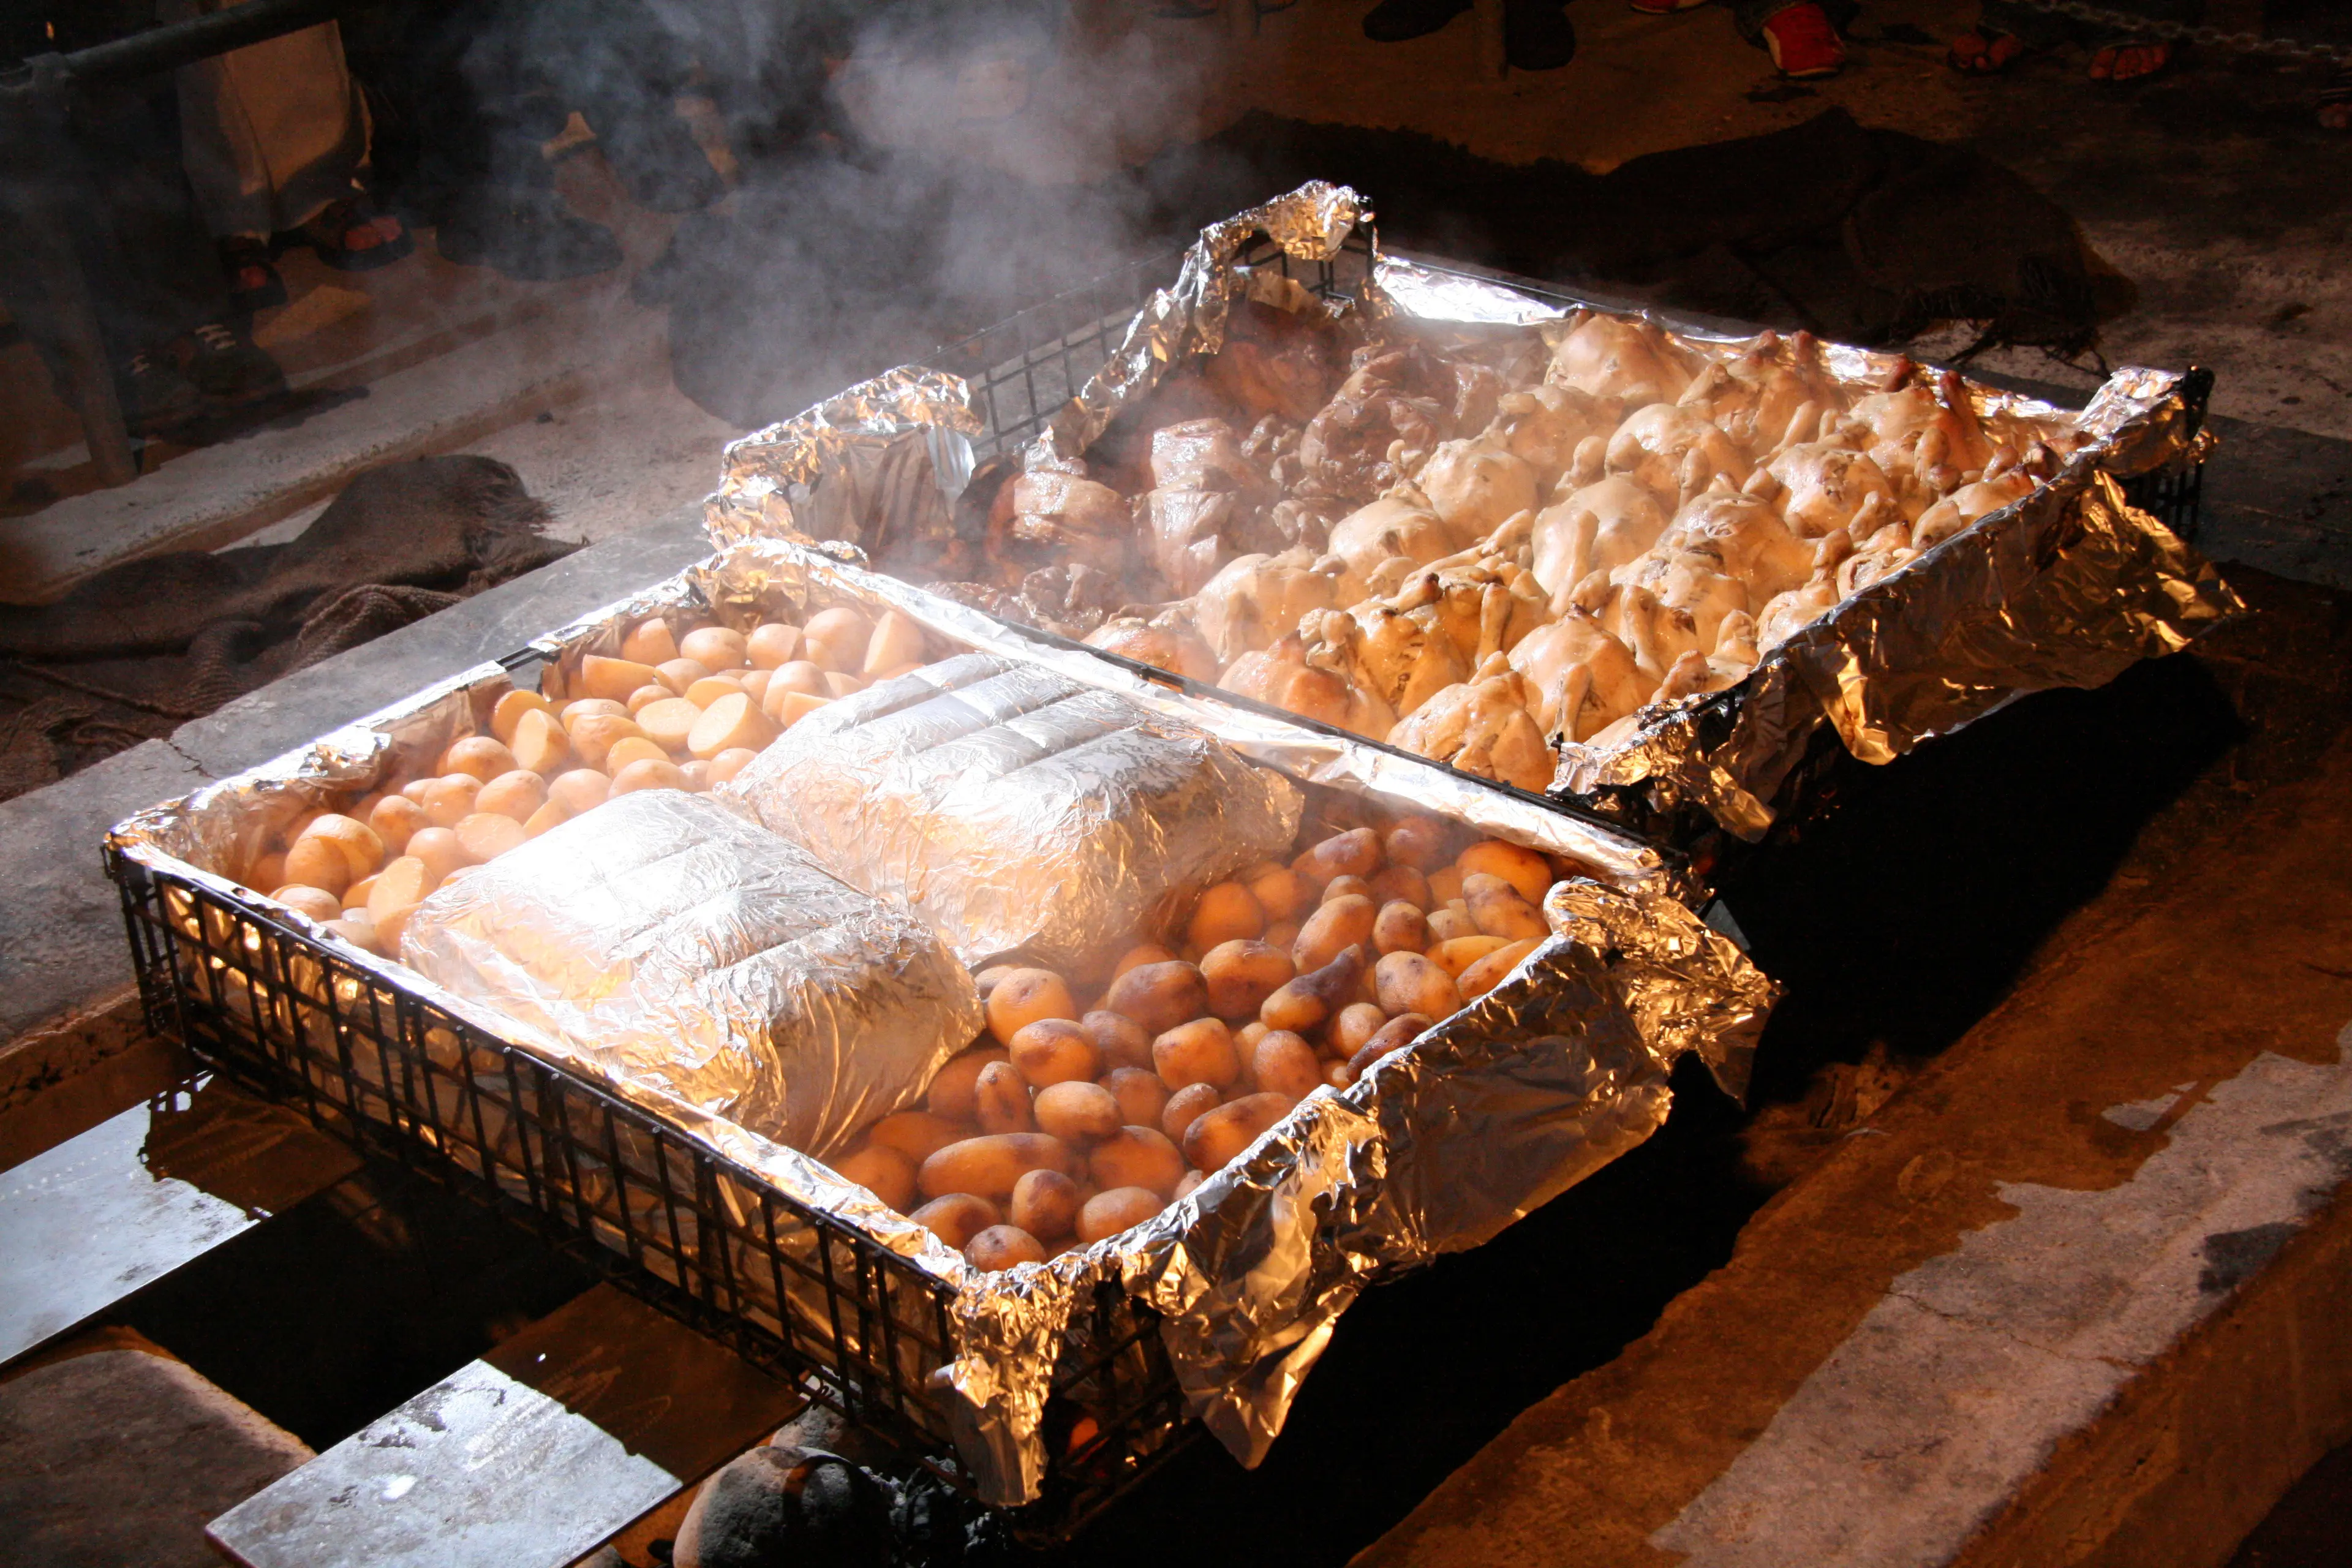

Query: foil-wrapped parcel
[400,789,984,1156]
[727,652,1303,976]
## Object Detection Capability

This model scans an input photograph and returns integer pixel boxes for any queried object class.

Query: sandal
[1946,28,2027,74]
[2088,39,2172,82]
[2321,64,2351,131]
[217,236,288,315]
[284,195,414,272]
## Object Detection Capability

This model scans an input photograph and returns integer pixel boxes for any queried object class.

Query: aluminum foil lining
[399,789,984,1157]
[726,652,1303,979]
[106,540,1774,1509]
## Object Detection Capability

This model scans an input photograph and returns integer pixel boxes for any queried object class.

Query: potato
[1428,866,1465,907]
[456,811,527,862]
[1368,865,1432,910]
[1259,947,1367,1036]
[689,693,778,760]
[1087,1127,1186,1199]
[987,969,1078,1046]
[1457,840,1551,905]
[918,1133,1071,1202]
[1430,935,1512,978]
[1463,873,1547,941]
[1159,1081,1221,1144]
[419,775,481,829]
[610,757,687,795]
[438,736,517,784]
[1182,1092,1295,1174]
[1348,1012,1431,1079]
[764,660,829,704]
[341,872,379,912]
[1009,1168,1081,1240]
[1077,1186,1164,1244]
[747,622,801,669]
[559,698,628,728]
[620,617,679,666]
[834,1144,917,1212]
[524,801,570,839]
[707,747,760,786]
[491,689,554,745]
[1374,900,1430,956]
[475,770,549,823]
[580,655,665,703]
[869,1110,971,1165]
[1251,1030,1323,1101]
[366,795,428,858]
[1329,1002,1388,1060]
[1427,905,1480,944]
[685,674,745,709]
[1187,882,1264,951]
[823,672,865,699]
[771,690,831,731]
[282,835,352,897]
[973,1061,1036,1134]
[325,914,379,954]
[928,1046,1011,1119]
[737,669,772,706]
[625,685,669,717]
[404,827,470,885]
[680,626,750,671]
[802,607,874,672]
[1199,939,1294,1021]
[1383,818,1449,871]
[1459,937,1542,1000]
[1080,1011,1153,1072]
[1035,1081,1122,1144]
[1152,1017,1240,1093]
[510,707,574,776]
[1300,826,1382,883]
[1174,1170,1206,1200]
[972,965,1013,999]
[1294,895,1377,972]
[1322,875,1374,908]
[1234,1019,1269,1050]
[1009,1019,1101,1088]
[300,814,383,881]
[862,610,928,678]
[635,696,703,752]
[246,851,287,893]
[1112,943,1177,979]
[1244,862,1311,921]
[567,713,648,770]
[655,658,711,695]
[368,855,433,922]
[911,1193,1000,1250]
[967,1224,1049,1270]
[1105,961,1209,1035]
[271,884,344,923]
[1102,1066,1167,1130]
[547,769,611,815]
[1374,951,1461,1019]
[604,736,669,775]
[1264,919,1301,954]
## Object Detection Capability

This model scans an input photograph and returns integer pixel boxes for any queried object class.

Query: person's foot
[177,320,286,407]
[288,195,414,272]
[1762,2,1847,78]
[122,350,202,434]
[1947,28,2027,74]
[2088,40,2171,81]
[1504,0,1577,69]
[1363,0,1470,43]
[218,237,288,315]
[435,189,624,281]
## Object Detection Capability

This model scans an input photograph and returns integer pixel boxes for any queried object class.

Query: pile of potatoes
[833,817,1583,1272]
[242,603,934,957]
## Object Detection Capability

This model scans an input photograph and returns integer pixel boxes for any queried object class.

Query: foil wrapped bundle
[727,652,1303,975]
[399,790,983,1156]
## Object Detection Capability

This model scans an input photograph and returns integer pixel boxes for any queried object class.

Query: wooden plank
[207,1284,803,1568]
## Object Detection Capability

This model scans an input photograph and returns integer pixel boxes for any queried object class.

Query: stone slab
[1359,733,2352,1568]
[2193,417,2352,594]
[208,1284,803,1568]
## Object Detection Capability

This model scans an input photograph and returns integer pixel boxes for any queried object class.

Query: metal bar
[3,0,362,92]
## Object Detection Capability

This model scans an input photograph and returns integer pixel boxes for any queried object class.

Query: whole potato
[1034,1081,1123,1144]
[987,969,1078,1046]
[1458,937,1542,1000]
[1182,1092,1295,1174]
[1259,947,1366,1036]
[283,836,352,897]
[1087,1126,1187,1199]
[1081,1011,1154,1072]
[568,713,649,771]
[1294,895,1377,972]
[679,626,750,671]
[1102,1066,1168,1129]
[1328,1002,1387,1060]
[1174,1170,1206,1200]
[1200,940,1295,1021]
[1009,1168,1081,1240]
[272,884,344,923]
[1187,882,1264,951]
[746,622,801,669]
[1462,873,1548,941]
[404,828,469,886]
[965,1224,1047,1272]
[1251,1031,1323,1101]
[1264,919,1301,954]
[1428,866,1465,907]
[1011,1018,1102,1088]
[1152,1017,1240,1091]
[1325,1059,1355,1088]
[911,1193,1001,1250]
[475,769,548,823]
[1373,900,1430,956]
[834,1144,917,1212]
[440,736,520,783]
[1348,1012,1431,1079]
[869,1110,970,1165]
[1369,865,1432,910]
[1457,840,1551,905]
[1077,1186,1164,1244]
[972,965,1014,999]
[1234,1019,1269,1053]
[1159,1081,1221,1145]
[918,1133,1071,1202]
[1375,951,1461,1019]
[1321,874,1374,907]
[621,618,679,666]
[927,1046,1010,1119]
[547,769,611,815]
[1430,935,1513,978]
[973,1061,1036,1134]
[1427,905,1480,944]
[455,812,527,862]
[367,795,428,858]
[1300,826,1383,884]
[491,688,556,745]
[418,775,481,829]
[1383,818,1450,871]
[1245,863,1311,921]
[1105,961,1210,1035]
[1112,943,1178,978]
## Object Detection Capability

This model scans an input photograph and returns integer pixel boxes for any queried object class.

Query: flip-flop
[2088,39,2173,81]
[286,196,415,272]
[1946,29,2027,74]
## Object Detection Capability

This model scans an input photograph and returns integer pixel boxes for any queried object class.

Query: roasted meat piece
[1190,547,1349,663]
[1547,314,1697,406]
[1295,345,1458,499]
[1085,616,1220,682]
[1137,418,1272,595]
[1386,669,1556,793]
[1203,298,1336,424]
[993,464,1136,579]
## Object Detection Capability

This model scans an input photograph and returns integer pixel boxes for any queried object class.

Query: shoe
[123,350,202,434]
[435,189,624,281]
[1363,0,1470,43]
[178,320,286,406]
[1762,2,1847,78]
[285,194,415,273]
[1504,0,1577,67]
[218,237,288,315]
